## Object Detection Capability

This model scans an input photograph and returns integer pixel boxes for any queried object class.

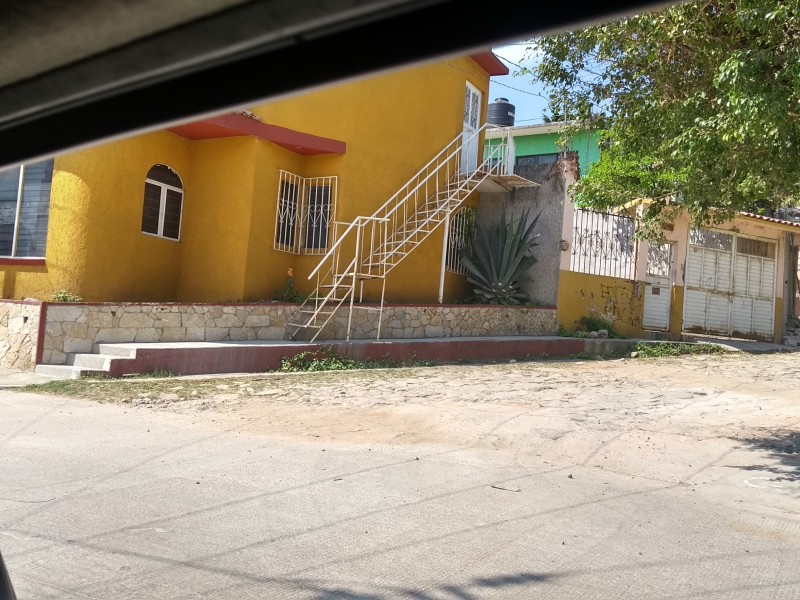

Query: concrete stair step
[68,353,116,370]
[33,364,103,380]
[95,344,139,358]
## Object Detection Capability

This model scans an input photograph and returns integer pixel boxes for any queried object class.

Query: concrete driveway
[1,353,799,599]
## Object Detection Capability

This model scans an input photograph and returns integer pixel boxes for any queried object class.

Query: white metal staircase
[285,123,515,342]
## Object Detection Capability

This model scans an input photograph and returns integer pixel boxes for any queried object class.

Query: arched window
[141,164,183,240]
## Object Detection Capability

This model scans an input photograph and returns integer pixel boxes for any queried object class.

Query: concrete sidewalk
[0,367,59,388]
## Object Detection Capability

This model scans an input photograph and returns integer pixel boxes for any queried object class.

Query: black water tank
[487,98,515,126]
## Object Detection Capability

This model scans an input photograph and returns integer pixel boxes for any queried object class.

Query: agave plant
[459,206,541,305]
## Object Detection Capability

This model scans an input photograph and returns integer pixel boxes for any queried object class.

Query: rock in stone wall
[0,301,42,371]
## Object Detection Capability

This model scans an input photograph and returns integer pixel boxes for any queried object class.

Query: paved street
[1,353,799,598]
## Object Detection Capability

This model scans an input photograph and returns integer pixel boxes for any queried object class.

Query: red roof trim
[739,212,800,228]
[167,113,346,156]
[470,51,509,76]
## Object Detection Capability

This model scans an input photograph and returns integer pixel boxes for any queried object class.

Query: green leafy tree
[521,0,800,234]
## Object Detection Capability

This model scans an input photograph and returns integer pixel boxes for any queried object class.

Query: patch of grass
[279,347,436,372]
[131,369,176,379]
[571,351,604,360]
[22,377,185,401]
[23,379,85,396]
[631,342,728,358]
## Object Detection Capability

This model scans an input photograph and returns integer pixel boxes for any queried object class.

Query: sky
[488,42,550,126]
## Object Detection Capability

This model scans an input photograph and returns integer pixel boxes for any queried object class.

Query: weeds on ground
[570,351,607,360]
[631,342,727,358]
[558,326,591,339]
[279,347,436,372]
[558,315,621,339]
[132,369,176,378]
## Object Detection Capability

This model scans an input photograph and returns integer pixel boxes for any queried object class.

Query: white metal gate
[683,229,776,339]
[643,242,672,330]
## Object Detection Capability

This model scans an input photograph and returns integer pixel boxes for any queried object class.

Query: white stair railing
[286,124,513,342]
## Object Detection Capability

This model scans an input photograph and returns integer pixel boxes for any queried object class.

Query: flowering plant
[274,267,305,302]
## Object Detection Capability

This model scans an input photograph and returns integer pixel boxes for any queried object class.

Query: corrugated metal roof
[738,212,800,228]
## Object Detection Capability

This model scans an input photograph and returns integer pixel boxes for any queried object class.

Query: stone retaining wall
[0,301,42,371]
[38,302,557,365]
[315,304,557,341]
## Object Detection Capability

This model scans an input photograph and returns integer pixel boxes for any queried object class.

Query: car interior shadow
[731,429,800,490]
[310,571,554,599]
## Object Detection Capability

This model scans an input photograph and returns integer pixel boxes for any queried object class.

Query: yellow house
[0,53,513,313]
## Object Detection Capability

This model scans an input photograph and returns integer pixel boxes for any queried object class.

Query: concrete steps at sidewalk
[34,364,105,379]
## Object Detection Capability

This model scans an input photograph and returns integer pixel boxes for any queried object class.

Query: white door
[730,236,776,338]
[460,83,481,174]
[643,242,672,330]
[683,229,775,339]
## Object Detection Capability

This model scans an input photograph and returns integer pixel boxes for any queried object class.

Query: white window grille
[274,171,337,254]
[274,171,303,252]
[302,176,337,255]
[0,159,54,258]
[445,207,475,275]
[570,208,635,279]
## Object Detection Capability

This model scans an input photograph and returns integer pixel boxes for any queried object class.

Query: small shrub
[280,348,360,372]
[557,325,593,339]
[279,347,436,372]
[274,268,307,303]
[577,315,616,336]
[51,290,82,302]
[274,289,306,303]
[559,315,620,338]
[631,342,727,358]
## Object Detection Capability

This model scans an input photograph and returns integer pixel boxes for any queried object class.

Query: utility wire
[491,79,549,100]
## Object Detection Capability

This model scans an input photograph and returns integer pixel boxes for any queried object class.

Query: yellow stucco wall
[774,297,784,343]
[2,132,192,301]
[176,137,258,302]
[1,56,491,303]
[557,270,646,338]
[669,285,685,337]
[250,56,491,303]
[80,133,192,301]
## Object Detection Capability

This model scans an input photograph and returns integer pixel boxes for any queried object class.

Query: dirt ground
[77,352,800,517]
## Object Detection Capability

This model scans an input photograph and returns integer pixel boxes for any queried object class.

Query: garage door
[683,229,775,340]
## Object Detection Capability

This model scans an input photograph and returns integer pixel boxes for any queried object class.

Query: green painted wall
[513,130,601,175]
[486,128,602,177]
